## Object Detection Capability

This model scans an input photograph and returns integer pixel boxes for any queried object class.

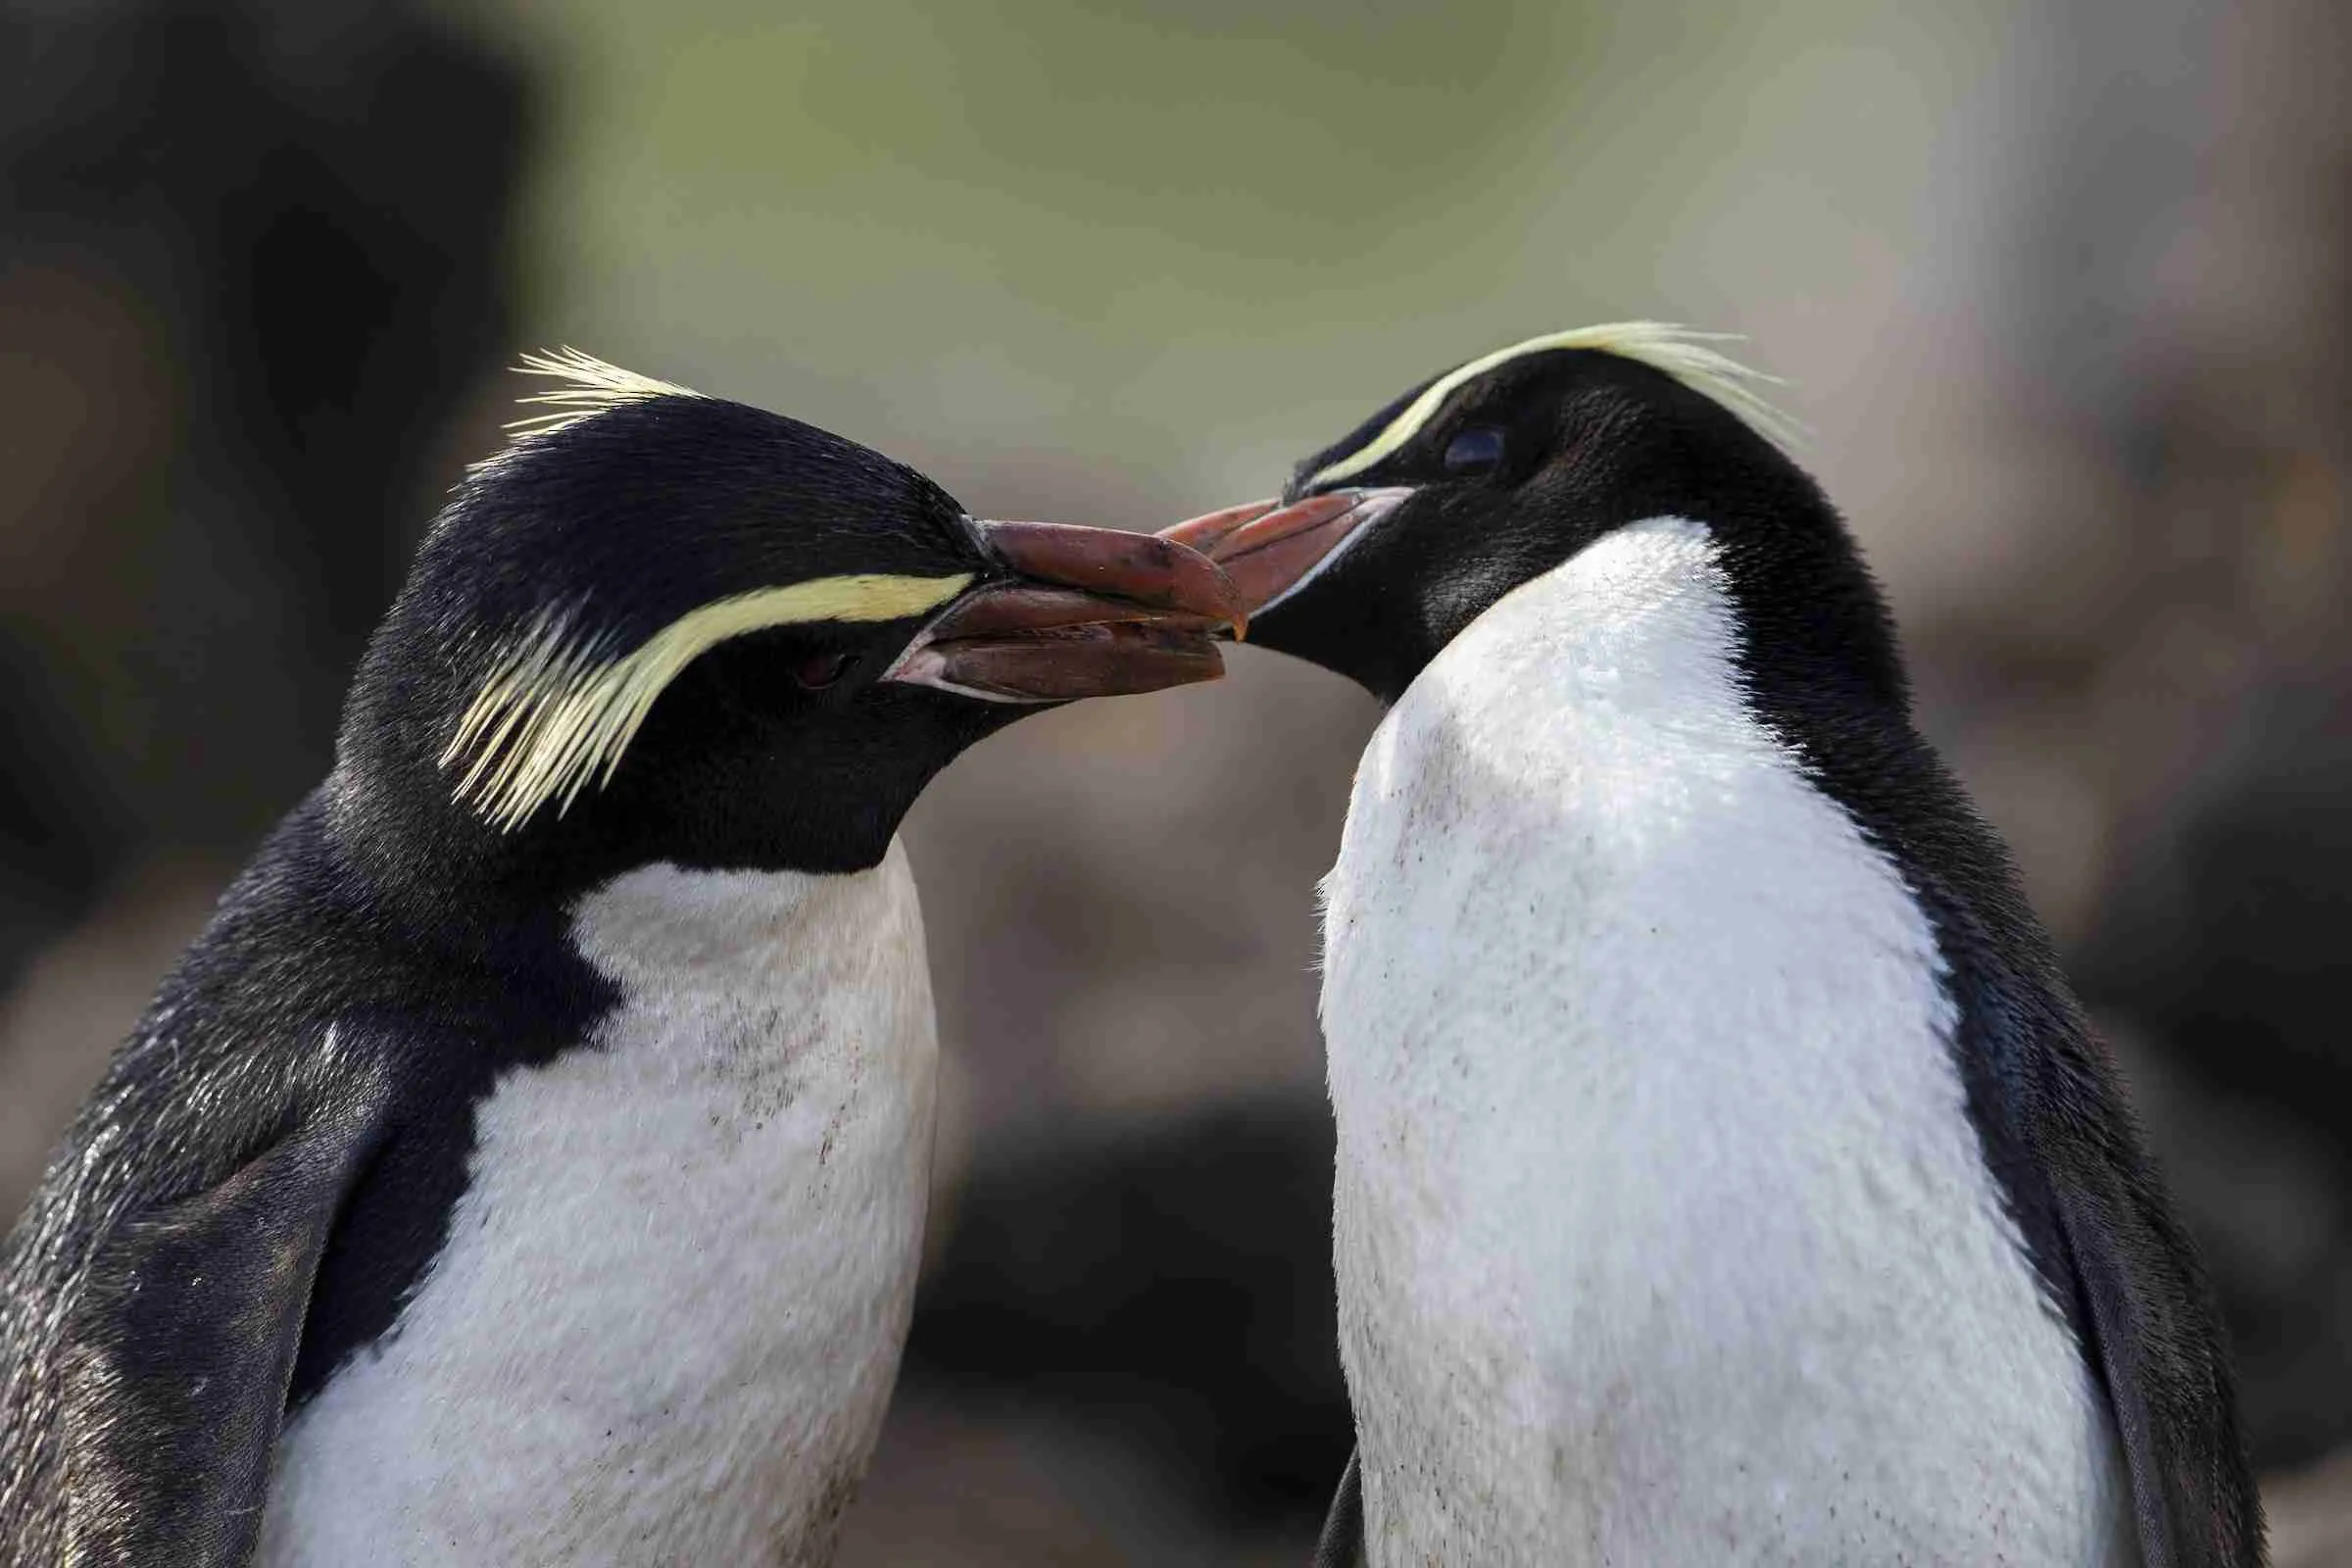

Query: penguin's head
[339,352,1240,892]
[1165,324,1902,710]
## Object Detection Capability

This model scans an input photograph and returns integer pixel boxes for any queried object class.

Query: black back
[1261,345,2263,1566]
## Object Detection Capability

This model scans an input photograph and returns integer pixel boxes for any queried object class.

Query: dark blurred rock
[2083,678,2352,1112]
[0,0,533,985]
[907,1092,1351,1531]
[2081,670,2352,1468]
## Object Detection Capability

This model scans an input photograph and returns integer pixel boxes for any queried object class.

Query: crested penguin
[1163,325,2263,1567]
[0,351,1242,1567]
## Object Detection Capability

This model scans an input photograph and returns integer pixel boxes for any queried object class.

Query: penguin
[1162,325,2263,1567]
[0,350,1242,1568]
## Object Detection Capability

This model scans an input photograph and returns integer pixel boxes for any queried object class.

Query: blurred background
[2,0,2346,1559]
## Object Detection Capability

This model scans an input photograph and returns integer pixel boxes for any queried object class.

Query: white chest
[1320,519,2133,1567]
[262,844,938,1567]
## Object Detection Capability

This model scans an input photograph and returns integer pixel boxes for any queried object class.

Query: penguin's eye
[1442,425,1506,473]
[791,650,858,690]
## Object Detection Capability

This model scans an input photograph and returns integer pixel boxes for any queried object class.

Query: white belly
[1321,520,2135,1567]
[262,843,938,1567]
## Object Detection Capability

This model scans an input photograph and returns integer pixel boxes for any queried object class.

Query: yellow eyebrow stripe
[1304,321,1797,492]
[441,571,973,831]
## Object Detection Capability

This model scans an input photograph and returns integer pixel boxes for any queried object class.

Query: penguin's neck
[1320,517,2131,1564]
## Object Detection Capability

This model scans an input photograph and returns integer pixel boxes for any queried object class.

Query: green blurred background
[3,0,2348,1560]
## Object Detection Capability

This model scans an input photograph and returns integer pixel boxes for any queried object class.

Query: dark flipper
[1312,1444,1366,1568]
[2050,1143,2266,1567]
[41,1071,388,1566]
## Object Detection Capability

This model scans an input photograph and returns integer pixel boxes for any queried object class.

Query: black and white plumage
[1167,325,2262,1567]
[0,354,1240,1567]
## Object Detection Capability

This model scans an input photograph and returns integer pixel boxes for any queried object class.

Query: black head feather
[336,389,1025,918]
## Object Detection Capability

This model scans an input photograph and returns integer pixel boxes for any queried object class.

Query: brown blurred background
[2,0,2347,1561]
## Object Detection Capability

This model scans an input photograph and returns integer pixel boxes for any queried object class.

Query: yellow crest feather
[1304,321,1798,492]
[469,347,709,473]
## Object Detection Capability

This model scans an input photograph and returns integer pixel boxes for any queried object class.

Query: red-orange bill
[1158,490,1410,620]
[890,620,1223,703]
[884,518,1241,702]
